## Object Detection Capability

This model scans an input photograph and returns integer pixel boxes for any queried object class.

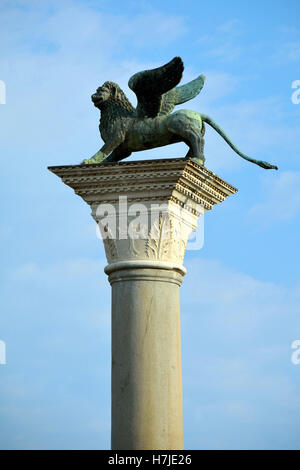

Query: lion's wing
[128,57,184,118]
[159,74,206,116]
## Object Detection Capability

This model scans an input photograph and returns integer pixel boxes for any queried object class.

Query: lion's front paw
[80,152,106,165]
[81,157,100,165]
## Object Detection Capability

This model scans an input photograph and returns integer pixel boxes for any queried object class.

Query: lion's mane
[99,81,135,142]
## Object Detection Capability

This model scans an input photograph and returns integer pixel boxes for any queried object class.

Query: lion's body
[123,116,180,151]
[83,79,278,171]
[114,110,203,153]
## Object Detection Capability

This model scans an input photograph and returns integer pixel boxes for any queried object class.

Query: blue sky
[0,0,300,449]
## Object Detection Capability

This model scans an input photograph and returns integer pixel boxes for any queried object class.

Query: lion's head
[91,81,134,113]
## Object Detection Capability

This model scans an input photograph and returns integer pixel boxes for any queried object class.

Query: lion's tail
[200,114,278,170]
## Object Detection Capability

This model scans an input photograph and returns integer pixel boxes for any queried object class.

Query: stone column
[49,157,237,450]
[108,261,185,449]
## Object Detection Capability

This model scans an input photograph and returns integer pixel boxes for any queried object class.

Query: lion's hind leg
[167,110,205,165]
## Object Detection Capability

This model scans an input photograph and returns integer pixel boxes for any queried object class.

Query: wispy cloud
[8,258,104,282]
[208,42,243,63]
[272,41,300,64]
[182,257,300,449]
[248,171,300,225]
[199,19,244,63]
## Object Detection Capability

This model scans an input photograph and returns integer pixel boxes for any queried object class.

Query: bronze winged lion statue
[82,57,278,170]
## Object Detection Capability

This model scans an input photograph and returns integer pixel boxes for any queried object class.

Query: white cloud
[181,257,300,448]
[195,71,240,103]
[208,42,243,63]
[199,19,244,63]
[217,19,242,35]
[277,25,299,35]
[248,171,300,225]
[272,41,300,64]
[183,257,299,327]
[8,258,105,282]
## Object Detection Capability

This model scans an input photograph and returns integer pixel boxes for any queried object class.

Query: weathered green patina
[82,57,278,170]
